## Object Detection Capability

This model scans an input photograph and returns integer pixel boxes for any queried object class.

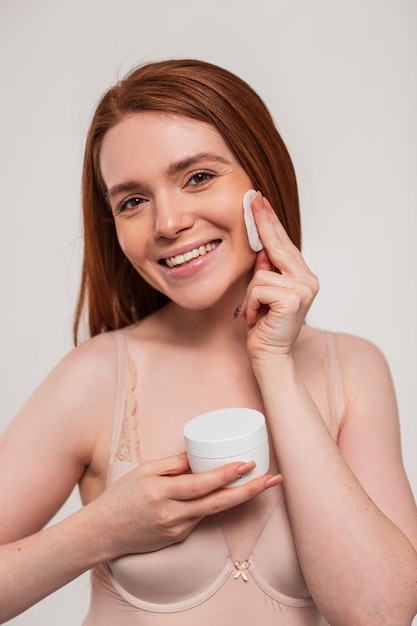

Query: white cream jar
[183,408,269,487]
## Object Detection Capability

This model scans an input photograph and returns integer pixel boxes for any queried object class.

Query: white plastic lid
[183,408,267,459]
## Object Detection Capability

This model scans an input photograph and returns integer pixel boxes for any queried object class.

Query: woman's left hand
[239,192,319,361]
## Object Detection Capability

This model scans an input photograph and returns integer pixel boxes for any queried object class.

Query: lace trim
[110,331,343,465]
[113,355,141,464]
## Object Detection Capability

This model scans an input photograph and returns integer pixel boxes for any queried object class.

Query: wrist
[77,498,121,563]
[251,351,297,383]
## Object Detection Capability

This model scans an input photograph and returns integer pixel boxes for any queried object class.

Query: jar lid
[183,408,267,458]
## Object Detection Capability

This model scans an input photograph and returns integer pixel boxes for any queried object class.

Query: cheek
[115,227,154,285]
[116,230,127,254]
[115,223,142,261]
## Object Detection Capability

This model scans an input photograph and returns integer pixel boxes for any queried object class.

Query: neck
[159,298,248,348]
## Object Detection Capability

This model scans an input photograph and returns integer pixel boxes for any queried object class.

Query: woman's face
[99,111,256,311]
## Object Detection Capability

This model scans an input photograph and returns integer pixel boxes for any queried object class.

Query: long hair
[74,59,301,343]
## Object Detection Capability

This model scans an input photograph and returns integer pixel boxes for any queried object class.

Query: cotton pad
[243,189,263,252]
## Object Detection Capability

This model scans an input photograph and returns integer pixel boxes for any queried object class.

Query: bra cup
[105,463,311,611]
[92,331,334,620]
[107,463,229,606]
[110,515,229,605]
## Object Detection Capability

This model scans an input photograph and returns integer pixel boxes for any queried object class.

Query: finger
[251,193,311,275]
[188,472,283,518]
[245,283,307,328]
[245,275,317,327]
[242,270,283,325]
[171,460,257,500]
[152,451,191,477]
[238,250,273,318]
[251,193,295,252]
[253,248,274,274]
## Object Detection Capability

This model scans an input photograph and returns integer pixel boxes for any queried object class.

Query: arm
[242,193,417,626]
[0,334,281,623]
[0,334,118,621]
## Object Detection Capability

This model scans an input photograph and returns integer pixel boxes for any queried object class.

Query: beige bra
[102,330,345,614]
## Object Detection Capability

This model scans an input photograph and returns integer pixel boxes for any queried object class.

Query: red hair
[74,59,301,343]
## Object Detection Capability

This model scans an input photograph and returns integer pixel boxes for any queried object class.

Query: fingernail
[237,461,256,476]
[264,474,283,488]
[233,304,242,319]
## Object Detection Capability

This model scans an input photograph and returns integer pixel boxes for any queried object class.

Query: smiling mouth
[161,240,221,268]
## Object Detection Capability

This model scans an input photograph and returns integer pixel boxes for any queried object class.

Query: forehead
[99,111,234,186]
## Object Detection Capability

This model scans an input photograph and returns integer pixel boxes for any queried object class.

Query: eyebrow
[165,152,230,177]
[105,152,231,202]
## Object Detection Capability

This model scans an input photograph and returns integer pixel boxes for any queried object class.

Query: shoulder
[331,331,393,387]
[0,331,126,512]
[32,331,127,476]
[27,330,125,446]
[300,326,390,373]
[50,331,120,395]
[70,330,119,366]
[331,331,387,360]
[300,326,393,402]
[317,331,397,429]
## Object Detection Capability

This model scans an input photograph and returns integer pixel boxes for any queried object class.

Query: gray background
[1,1,416,624]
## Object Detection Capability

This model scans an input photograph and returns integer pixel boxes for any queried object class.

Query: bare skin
[0,112,416,625]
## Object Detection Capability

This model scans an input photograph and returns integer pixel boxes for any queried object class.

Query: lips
[161,240,220,268]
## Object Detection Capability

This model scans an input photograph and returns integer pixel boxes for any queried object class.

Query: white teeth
[165,242,218,267]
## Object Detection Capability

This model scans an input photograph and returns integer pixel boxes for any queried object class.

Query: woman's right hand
[92,451,282,557]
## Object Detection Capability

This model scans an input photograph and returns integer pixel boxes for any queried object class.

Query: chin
[160,273,249,313]
[172,290,238,313]
[174,298,220,312]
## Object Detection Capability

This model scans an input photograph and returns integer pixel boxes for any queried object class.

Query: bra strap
[324,331,345,441]
[109,330,140,465]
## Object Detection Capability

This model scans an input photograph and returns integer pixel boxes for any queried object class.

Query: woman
[0,59,416,625]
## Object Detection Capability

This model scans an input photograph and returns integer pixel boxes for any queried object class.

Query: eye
[115,196,146,215]
[187,171,216,187]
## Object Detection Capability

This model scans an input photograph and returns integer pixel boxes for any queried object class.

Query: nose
[153,192,194,239]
